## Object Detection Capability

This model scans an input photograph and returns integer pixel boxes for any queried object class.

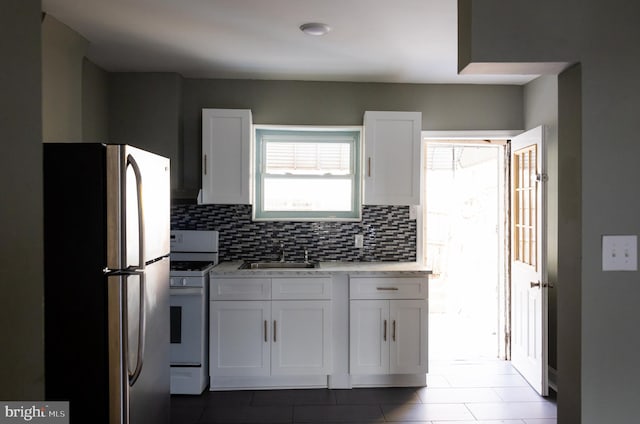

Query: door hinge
[536,173,548,182]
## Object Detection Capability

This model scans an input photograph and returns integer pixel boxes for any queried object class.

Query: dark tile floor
[170,360,557,424]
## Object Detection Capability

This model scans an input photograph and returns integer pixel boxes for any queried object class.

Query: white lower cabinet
[389,300,428,374]
[349,300,389,375]
[350,299,427,375]
[209,273,429,390]
[271,300,332,375]
[210,300,270,377]
[349,277,428,376]
[210,300,331,377]
[210,277,332,385]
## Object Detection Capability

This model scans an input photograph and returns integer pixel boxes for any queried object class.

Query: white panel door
[271,301,332,375]
[349,300,389,375]
[389,300,428,374]
[510,126,548,396]
[210,301,270,377]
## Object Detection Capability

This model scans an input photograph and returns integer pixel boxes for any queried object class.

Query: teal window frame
[253,126,362,221]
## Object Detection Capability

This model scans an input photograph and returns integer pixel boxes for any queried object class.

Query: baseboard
[548,365,558,392]
[351,374,427,388]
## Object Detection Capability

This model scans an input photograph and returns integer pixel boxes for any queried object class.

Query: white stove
[169,230,219,395]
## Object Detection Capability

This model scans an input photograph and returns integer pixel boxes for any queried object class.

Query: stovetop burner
[170,260,215,272]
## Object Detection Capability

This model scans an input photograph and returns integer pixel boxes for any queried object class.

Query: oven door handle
[169,287,204,296]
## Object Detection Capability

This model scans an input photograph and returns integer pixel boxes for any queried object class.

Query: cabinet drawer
[349,277,427,300]
[272,277,332,300]
[211,278,271,300]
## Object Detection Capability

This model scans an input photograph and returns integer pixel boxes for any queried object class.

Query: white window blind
[265,142,351,175]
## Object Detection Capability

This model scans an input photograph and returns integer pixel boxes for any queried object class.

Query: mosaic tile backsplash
[171,204,416,262]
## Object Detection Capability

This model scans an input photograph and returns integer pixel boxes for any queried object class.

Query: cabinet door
[201,109,252,204]
[210,301,270,377]
[349,300,389,375]
[363,111,422,205]
[271,301,332,375]
[389,299,428,374]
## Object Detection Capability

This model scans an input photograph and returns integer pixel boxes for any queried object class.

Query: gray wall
[557,63,582,424]
[42,15,88,142]
[523,75,559,371]
[42,14,109,143]
[460,1,639,422]
[0,0,44,399]
[82,58,109,142]
[108,73,183,189]
[181,79,523,191]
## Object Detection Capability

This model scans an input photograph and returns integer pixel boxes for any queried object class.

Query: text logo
[0,402,68,424]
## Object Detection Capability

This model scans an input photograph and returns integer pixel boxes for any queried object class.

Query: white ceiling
[42,0,538,85]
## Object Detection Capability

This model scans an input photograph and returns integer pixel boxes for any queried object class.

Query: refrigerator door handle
[126,153,146,270]
[126,272,147,387]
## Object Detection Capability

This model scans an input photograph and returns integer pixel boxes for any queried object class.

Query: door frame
[422,130,519,360]
[422,129,550,396]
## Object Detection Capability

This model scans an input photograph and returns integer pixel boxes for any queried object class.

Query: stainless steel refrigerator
[44,143,170,424]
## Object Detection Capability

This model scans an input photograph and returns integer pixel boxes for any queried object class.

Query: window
[513,143,538,269]
[254,127,361,221]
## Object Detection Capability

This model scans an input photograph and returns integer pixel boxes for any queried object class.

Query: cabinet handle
[273,320,277,343]
[383,319,387,342]
[203,154,207,176]
[264,320,268,343]
[367,157,371,177]
[392,320,396,342]
[376,287,399,291]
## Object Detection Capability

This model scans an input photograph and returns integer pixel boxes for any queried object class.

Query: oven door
[169,287,205,366]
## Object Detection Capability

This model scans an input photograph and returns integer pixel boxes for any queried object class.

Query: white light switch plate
[602,235,638,271]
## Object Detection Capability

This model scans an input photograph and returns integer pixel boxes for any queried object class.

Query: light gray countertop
[210,261,432,277]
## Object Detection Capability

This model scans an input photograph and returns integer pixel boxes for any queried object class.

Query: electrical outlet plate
[602,235,638,271]
[409,205,417,220]
[354,234,364,248]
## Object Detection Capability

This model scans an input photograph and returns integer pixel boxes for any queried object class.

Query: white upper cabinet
[201,109,252,204]
[363,111,422,205]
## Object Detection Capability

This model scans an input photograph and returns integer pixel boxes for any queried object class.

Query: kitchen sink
[239,261,319,270]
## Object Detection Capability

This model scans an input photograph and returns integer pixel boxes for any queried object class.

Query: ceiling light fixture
[299,22,331,36]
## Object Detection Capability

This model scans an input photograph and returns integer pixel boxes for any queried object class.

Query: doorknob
[530,281,555,288]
